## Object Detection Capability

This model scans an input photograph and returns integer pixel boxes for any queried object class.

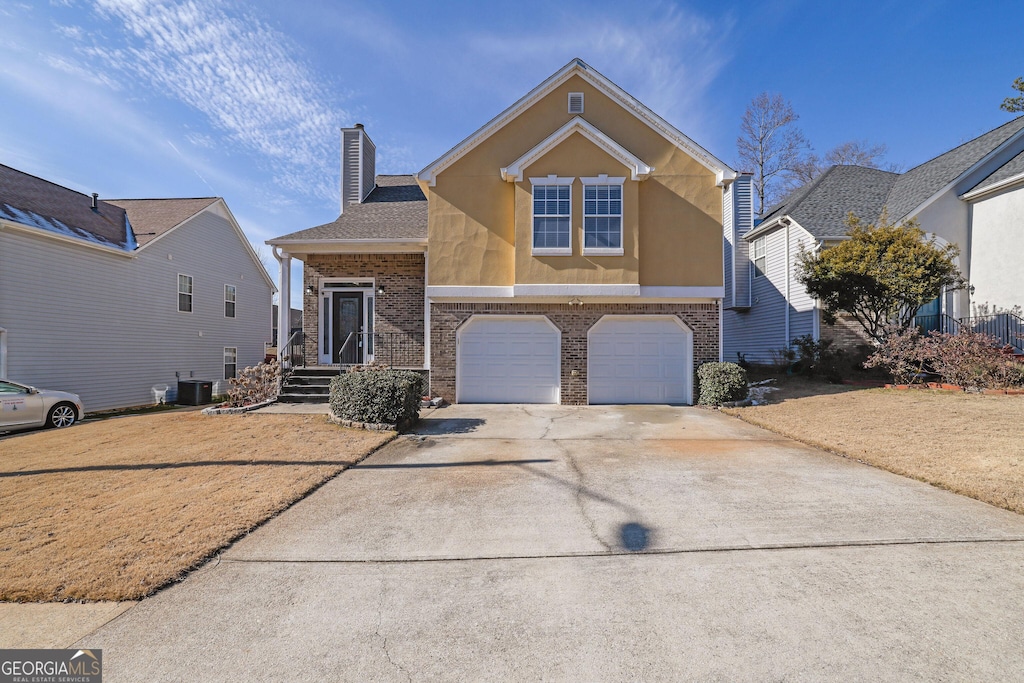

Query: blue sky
[1,0,1021,306]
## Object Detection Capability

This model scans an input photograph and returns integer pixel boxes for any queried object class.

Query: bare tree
[1001,76,1024,112]
[737,92,810,215]
[791,140,898,184]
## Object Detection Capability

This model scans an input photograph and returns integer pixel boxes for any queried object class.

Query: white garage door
[457,316,560,403]
[588,316,692,404]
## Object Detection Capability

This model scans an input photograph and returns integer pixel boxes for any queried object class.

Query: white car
[0,379,84,431]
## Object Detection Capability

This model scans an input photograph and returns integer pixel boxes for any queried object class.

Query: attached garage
[587,315,693,405]
[456,315,561,403]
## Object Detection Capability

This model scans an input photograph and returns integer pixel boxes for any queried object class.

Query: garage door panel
[588,317,692,405]
[458,317,560,404]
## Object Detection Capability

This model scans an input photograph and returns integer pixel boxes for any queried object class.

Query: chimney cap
[354,123,364,129]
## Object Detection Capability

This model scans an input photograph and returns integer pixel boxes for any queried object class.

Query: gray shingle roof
[0,163,133,249]
[106,198,219,246]
[760,165,899,238]
[884,116,1024,219]
[967,148,1024,194]
[273,175,426,241]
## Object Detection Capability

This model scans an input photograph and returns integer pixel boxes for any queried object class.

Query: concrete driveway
[79,405,1024,681]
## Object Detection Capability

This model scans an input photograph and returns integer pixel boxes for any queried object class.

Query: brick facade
[429,302,720,405]
[303,253,425,367]
[820,313,873,353]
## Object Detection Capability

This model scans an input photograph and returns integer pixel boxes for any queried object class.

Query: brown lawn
[724,380,1024,514]
[0,412,392,602]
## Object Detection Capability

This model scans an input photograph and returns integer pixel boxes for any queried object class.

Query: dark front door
[332,292,364,364]
[915,296,941,332]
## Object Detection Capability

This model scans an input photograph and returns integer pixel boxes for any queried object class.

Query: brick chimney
[340,123,376,213]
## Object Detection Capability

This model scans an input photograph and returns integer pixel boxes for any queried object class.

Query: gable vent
[568,92,584,114]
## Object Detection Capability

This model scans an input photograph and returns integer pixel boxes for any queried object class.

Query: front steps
[278,367,335,404]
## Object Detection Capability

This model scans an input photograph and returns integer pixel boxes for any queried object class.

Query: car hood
[35,388,82,404]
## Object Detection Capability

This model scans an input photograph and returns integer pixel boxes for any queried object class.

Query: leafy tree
[736,92,810,215]
[797,210,966,344]
[1000,76,1024,113]
[792,140,898,184]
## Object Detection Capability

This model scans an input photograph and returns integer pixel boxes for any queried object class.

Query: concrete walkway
[71,405,1024,680]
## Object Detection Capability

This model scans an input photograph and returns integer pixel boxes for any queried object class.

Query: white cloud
[75,0,351,202]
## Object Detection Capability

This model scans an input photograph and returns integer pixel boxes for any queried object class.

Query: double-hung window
[582,176,624,255]
[752,236,767,278]
[178,274,193,312]
[224,285,236,318]
[531,176,573,255]
[224,347,237,380]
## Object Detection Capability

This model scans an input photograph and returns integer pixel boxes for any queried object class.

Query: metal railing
[279,329,305,368]
[336,331,422,368]
[912,312,1024,352]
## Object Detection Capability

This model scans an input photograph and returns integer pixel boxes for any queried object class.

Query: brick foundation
[303,254,425,367]
[820,313,873,353]
[429,302,720,405]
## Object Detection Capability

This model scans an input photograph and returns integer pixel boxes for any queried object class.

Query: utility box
[177,380,213,406]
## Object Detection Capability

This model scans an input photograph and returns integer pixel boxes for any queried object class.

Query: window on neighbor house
[178,274,193,312]
[752,236,767,278]
[583,181,623,254]
[532,183,571,253]
[225,285,236,318]
[224,347,237,380]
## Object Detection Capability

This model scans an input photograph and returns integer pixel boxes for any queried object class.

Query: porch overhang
[265,238,428,258]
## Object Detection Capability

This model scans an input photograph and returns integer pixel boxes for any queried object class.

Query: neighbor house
[0,164,276,411]
[723,116,1024,363]
[268,59,747,404]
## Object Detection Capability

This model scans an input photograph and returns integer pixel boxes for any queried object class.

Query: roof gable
[963,148,1024,198]
[884,115,1024,219]
[500,117,653,182]
[418,58,734,187]
[106,198,218,247]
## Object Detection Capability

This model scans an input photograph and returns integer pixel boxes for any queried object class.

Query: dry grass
[0,412,392,602]
[724,382,1024,514]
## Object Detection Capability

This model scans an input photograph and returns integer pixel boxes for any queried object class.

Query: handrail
[279,329,303,364]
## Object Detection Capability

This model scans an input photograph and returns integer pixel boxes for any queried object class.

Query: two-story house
[269,59,746,404]
[0,164,276,411]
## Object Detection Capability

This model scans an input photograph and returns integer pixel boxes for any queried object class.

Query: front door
[915,296,941,332]
[332,292,364,364]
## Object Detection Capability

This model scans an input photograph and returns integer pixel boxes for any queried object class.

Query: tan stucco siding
[515,133,638,284]
[427,73,722,288]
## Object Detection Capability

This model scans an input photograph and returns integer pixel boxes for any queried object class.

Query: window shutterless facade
[752,236,767,278]
[178,274,193,312]
[224,284,236,318]
[531,177,573,255]
[582,178,624,255]
[224,347,237,379]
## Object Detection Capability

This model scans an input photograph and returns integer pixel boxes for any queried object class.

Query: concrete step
[288,367,341,377]
[283,375,334,387]
[280,384,331,395]
[278,393,330,404]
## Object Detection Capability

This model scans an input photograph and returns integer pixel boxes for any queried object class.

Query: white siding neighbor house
[0,164,275,412]
[724,116,1024,363]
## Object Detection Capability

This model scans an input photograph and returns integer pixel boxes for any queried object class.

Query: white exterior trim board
[503,118,653,182]
[961,170,1024,201]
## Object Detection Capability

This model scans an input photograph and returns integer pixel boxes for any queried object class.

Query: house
[724,116,1024,363]
[0,164,276,411]
[267,59,744,405]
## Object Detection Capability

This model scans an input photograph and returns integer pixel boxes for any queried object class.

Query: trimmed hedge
[697,362,749,406]
[329,369,427,426]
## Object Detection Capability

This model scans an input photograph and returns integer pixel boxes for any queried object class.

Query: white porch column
[273,247,292,366]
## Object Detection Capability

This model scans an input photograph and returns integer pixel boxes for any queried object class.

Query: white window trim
[581,175,625,256]
[224,347,237,380]
[752,236,767,278]
[530,175,574,256]
[224,284,237,318]
[177,273,193,313]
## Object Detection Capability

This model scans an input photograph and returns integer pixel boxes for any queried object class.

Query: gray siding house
[724,116,1024,363]
[0,164,275,412]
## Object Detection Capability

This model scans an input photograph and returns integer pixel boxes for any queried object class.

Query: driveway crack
[374,568,412,682]
[560,443,613,552]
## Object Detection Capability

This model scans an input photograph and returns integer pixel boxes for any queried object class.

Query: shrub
[864,326,930,385]
[791,335,846,382]
[225,360,281,407]
[697,362,749,406]
[329,368,426,426]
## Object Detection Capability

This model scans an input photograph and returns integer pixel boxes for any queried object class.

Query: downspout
[784,219,791,349]
[423,250,431,371]
[718,300,724,362]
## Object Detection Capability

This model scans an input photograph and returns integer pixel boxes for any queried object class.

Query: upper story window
[224,285,237,318]
[531,176,573,255]
[178,274,193,312]
[752,236,767,278]
[582,176,624,256]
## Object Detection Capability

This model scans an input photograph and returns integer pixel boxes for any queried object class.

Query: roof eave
[961,169,1024,201]
[0,217,135,257]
